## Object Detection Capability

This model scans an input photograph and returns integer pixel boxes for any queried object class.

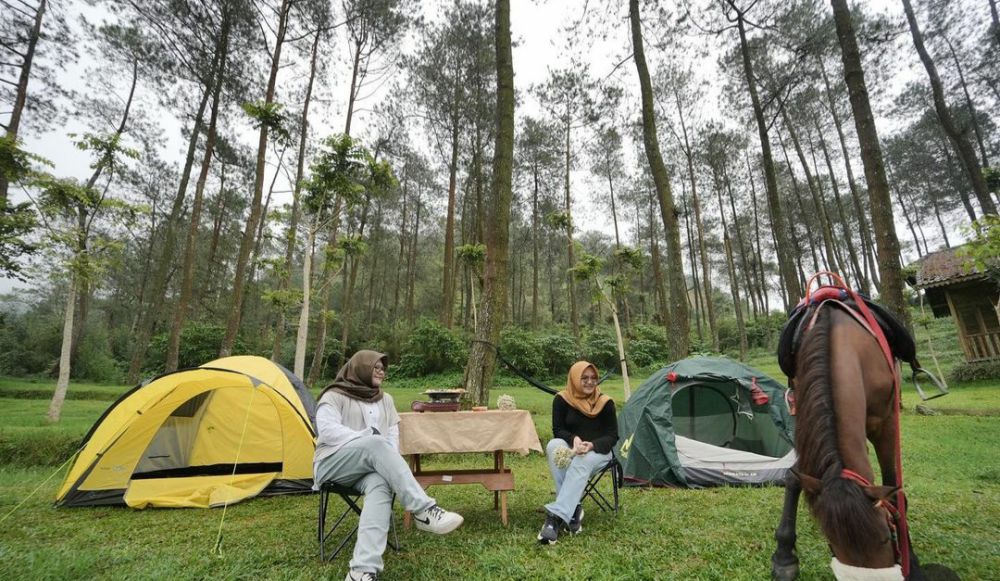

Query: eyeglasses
[581,376,598,384]
[373,364,386,374]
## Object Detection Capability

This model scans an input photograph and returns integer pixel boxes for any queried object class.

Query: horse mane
[795,306,889,564]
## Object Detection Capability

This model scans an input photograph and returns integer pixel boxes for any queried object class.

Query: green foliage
[950,360,1000,382]
[0,310,61,376]
[569,252,604,282]
[304,134,371,214]
[0,200,37,281]
[612,246,644,270]
[581,328,618,370]
[72,326,121,383]
[337,234,368,257]
[545,210,571,230]
[240,101,291,142]
[456,243,486,267]
[498,327,546,377]
[536,331,578,377]
[394,319,467,377]
[959,215,1000,281]
[984,166,1000,192]
[0,428,82,467]
[146,323,249,372]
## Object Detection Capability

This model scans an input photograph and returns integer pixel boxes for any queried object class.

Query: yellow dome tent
[56,356,317,509]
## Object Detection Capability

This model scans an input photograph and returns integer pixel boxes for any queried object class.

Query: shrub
[582,328,618,371]
[0,428,82,467]
[73,326,122,383]
[949,360,1000,382]
[395,319,466,377]
[498,327,545,377]
[536,332,577,376]
[627,338,662,369]
[146,323,249,372]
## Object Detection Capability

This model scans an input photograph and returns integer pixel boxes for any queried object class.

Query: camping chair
[582,453,623,514]
[318,481,401,562]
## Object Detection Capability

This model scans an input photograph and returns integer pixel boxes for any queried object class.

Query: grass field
[1,335,998,579]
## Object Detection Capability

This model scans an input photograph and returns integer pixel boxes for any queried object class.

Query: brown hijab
[557,360,612,418]
[323,350,387,402]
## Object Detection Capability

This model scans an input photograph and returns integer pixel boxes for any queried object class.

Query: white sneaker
[412,504,464,534]
[345,570,378,581]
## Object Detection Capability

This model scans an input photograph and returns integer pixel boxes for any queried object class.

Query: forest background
[1,0,999,419]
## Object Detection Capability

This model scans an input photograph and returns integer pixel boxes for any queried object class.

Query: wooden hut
[907,246,1000,362]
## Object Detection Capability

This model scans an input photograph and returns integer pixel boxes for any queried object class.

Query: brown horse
[771,304,922,580]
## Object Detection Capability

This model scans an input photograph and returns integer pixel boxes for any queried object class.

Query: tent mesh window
[132,388,284,478]
[672,383,792,458]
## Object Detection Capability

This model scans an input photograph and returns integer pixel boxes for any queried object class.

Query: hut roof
[906,245,991,289]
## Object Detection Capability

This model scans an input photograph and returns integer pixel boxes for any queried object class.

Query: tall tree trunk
[126,64,214,383]
[648,193,668,323]
[166,12,231,372]
[728,1,802,302]
[818,57,880,291]
[464,0,513,406]
[273,23,323,361]
[339,201,371,361]
[936,136,977,222]
[941,34,989,167]
[832,0,910,326]
[406,189,421,325]
[441,111,460,328]
[294,218,318,377]
[746,155,771,313]
[781,108,838,273]
[901,0,996,215]
[220,0,292,356]
[682,191,705,342]
[713,168,748,360]
[677,92,715,348]
[630,0,689,361]
[47,277,76,422]
[531,162,540,327]
[564,124,580,341]
[814,118,866,293]
[1,0,47,204]
[777,132,821,273]
[724,164,759,320]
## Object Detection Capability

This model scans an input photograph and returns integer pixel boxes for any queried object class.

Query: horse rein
[797,273,911,578]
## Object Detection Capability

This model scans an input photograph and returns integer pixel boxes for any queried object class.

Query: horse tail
[795,307,887,562]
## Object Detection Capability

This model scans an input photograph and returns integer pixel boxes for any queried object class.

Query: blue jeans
[314,436,436,573]
[544,438,612,524]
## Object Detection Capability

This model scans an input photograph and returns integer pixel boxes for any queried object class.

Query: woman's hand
[572,436,592,455]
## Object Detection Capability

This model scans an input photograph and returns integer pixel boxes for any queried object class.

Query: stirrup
[912,367,949,401]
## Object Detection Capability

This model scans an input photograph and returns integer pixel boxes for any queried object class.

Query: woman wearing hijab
[537,360,618,545]
[314,350,464,581]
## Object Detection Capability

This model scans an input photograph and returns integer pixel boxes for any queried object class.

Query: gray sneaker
[564,504,584,534]
[345,570,378,581]
[537,512,561,544]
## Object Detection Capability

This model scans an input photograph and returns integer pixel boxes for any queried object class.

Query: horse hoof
[771,563,799,581]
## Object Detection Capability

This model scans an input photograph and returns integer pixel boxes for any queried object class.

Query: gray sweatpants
[315,435,436,573]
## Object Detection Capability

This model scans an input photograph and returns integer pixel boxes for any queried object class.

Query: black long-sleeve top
[551,396,618,454]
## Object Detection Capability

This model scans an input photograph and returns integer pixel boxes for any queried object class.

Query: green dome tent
[617,356,795,488]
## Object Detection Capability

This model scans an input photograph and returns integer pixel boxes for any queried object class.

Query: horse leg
[771,470,802,580]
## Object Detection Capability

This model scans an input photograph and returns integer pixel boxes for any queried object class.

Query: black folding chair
[318,481,401,562]
[581,453,623,514]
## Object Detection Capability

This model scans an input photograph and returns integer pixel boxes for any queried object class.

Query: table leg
[493,450,502,509]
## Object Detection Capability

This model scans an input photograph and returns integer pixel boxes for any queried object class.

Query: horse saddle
[777,287,917,380]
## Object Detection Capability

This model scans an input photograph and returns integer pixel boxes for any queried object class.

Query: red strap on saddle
[803,272,910,577]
